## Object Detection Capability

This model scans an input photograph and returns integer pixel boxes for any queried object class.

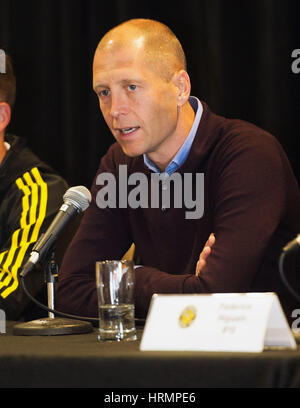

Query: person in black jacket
[0,53,68,320]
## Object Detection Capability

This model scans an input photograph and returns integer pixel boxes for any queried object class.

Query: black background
[0,0,299,188]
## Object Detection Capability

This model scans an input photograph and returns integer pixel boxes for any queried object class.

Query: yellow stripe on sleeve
[0,229,20,290]
[0,250,7,265]
[15,177,31,229]
[30,167,48,242]
[23,171,39,226]
[0,178,30,285]
[0,167,48,299]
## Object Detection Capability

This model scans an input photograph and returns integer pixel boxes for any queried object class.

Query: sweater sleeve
[0,166,68,320]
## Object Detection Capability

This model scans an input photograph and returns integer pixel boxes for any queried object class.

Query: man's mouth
[118,127,140,135]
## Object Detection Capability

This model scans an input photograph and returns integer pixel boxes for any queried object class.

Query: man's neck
[0,133,7,165]
[147,101,196,171]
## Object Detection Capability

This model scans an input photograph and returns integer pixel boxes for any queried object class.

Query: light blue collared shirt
[143,96,203,175]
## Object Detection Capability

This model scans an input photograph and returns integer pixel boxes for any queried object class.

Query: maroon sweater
[56,102,300,323]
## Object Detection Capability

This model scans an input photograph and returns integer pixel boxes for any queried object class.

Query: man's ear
[173,70,191,107]
[0,102,11,132]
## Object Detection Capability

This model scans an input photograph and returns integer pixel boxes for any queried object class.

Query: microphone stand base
[12,317,93,336]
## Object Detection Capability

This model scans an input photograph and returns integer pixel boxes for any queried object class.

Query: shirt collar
[143,96,203,175]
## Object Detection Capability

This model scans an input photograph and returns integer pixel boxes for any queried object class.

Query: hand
[195,233,215,276]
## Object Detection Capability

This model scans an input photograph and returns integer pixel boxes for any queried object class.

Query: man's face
[93,44,180,160]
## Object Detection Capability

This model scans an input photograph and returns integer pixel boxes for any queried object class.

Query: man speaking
[56,19,300,324]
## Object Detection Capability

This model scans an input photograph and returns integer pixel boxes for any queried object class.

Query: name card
[140,293,296,352]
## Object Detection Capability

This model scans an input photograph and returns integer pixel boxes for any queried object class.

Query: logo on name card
[178,306,197,328]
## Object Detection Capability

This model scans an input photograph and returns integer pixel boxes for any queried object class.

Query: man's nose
[110,94,129,118]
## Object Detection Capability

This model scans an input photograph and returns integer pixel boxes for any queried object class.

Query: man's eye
[128,84,137,91]
[100,90,109,97]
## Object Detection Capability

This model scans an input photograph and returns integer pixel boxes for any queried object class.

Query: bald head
[95,19,187,82]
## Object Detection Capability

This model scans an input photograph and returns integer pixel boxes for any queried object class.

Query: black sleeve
[0,166,68,320]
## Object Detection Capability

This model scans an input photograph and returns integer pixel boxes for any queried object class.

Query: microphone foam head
[63,186,91,212]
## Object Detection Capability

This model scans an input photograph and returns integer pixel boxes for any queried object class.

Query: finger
[196,234,216,276]
[196,258,206,276]
[207,233,215,247]
[199,245,211,261]
[201,234,215,253]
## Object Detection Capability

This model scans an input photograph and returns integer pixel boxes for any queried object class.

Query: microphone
[20,185,91,277]
[282,234,300,254]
